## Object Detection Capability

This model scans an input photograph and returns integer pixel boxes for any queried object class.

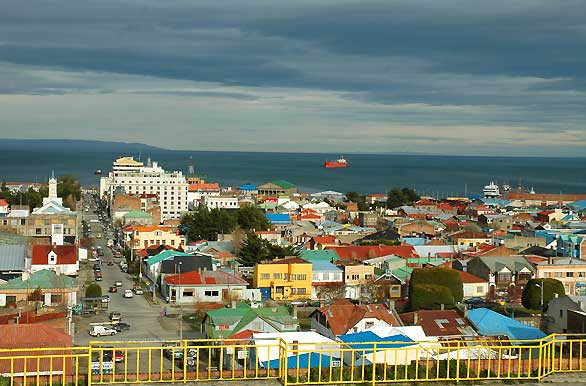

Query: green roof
[300,250,339,262]
[272,180,296,189]
[145,250,193,266]
[390,266,413,281]
[0,270,76,290]
[205,302,298,339]
[124,210,152,219]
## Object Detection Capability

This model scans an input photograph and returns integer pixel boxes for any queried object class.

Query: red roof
[0,199,9,206]
[313,236,337,244]
[313,299,400,335]
[189,182,220,192]
[326,245,417,260]
[399,310,471,337]
[164,270,248,286]
[459,271,488,284]
[32,245,77,265]
[0,324,72,348]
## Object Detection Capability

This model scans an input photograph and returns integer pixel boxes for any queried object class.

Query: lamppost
[177,261,183,341]
[535,279,545,312]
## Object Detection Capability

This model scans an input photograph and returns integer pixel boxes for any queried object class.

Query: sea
[0,146,585,197]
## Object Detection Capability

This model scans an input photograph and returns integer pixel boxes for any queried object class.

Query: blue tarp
[337,332,414,353]
[261,353,337,369]
[467,308,546,341]
[265,213,292,224]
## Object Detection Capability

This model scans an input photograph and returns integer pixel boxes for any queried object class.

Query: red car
[108,286,118,293]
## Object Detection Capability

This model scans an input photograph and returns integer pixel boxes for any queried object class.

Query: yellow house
[123,225,186,250]
[253,257,312,300]
[451,232,492,248]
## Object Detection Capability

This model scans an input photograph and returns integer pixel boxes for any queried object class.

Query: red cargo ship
[324,156,348,168]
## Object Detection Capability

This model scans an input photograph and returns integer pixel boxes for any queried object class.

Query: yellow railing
[1,334,586,385]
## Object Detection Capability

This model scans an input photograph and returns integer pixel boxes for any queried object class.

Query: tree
[235,205,270,231]
[345,192,369,211]
[411,284,455,310]
[27,287,44,301]
[410,267,463,303]
[316,283,346,302]
[522,278,565,311]
[237,232,299,266]
[85,283,102,298]
[386,187,420,209]
[181,205,236,241]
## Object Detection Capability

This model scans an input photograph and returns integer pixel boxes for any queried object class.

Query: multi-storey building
[100,157,188,220]
[536,258,586,295]
[253,257,312,300]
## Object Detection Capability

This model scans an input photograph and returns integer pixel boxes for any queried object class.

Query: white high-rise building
[100,157,188,221]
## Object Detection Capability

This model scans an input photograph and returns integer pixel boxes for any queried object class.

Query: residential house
[31,245,78,276]
[308,236,339,250]
[256,231,282,245]
[122,210,154,226]
[159,254,215,285]
[535,257,586,295]
[0,199,8,216]
[257,180,298,197]
[478,214,514,230]
[449,231,493,248]
[264,214,292,231]
[366,193,387,205]
[546,295,586,333]
[466,256,536,300]
[202,302,299,339]
[556,234,585,258]
[0,245,28,281]
[399,310,477,339]
[343,262,375,299]
[466,308,545,340]
[311,191,346,202]
[143,250,210,284]
[536,209,565,223]
[0,270,77,306]
[204,195,240,210]
[300,249,339,263]
[310,299,401,340]
[459,271,489,299]
[326,245,417,261]
[253,257,312,300]
[162,269,248,304]
[187,182,221,208]
[396,220,440,237]
[123,225,185,250]
[309,260,344,299]
[239,184,258,199]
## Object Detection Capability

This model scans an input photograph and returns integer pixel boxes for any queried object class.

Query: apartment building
[536,258,586,295]
[253,257,312,301]
[100,157,188,220]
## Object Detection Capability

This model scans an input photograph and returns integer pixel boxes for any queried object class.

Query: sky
[0,0,585,156]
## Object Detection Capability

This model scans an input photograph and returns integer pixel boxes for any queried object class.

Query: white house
[0,199,9,216]
[162,269,248,304]
[30,245,78,276]
[204,196,239,210]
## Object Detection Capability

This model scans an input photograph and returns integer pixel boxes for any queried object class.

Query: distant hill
[0,139,165,152]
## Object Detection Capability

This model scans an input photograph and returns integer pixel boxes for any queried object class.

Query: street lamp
[177,261,183,341]
[535,279,545,312]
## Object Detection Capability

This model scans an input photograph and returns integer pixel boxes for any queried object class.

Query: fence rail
[1,334,585,385]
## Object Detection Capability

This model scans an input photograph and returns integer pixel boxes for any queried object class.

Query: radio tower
[188,156,195,176]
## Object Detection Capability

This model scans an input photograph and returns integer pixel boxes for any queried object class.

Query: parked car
[123,289,133,298]
[103,349,125,363]
[89,325,117,337]
[109,312,121,322]
[101,295,110,303]
[113,322,131,332]
[133,287,144,295]
[95,275,103,282]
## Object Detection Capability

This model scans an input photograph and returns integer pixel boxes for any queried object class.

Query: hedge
[522,278,565,310]
[409,267,464,302]
[411,283,455,310]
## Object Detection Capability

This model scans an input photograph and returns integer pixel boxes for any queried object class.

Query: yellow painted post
[183,340,187,383]
[62,355,67,385]
[371,342,377,386]
[456,341,461,383]
[88,345,93,386]
[283,342,289,386]
[136,348,140,383]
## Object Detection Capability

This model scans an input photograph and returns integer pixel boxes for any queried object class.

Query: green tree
[181,205,236,241]
[85,283,102,298]
[522,278,565,311]
[411,284,455,310]
[237,232,299,266]
[345,191,369,211]
[410,267,463,302]
[386,187,420,208]
[235,205,270,231]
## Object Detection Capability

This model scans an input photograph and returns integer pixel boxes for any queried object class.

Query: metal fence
[1,334,586,385]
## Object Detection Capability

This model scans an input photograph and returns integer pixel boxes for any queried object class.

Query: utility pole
[178,261,183,341]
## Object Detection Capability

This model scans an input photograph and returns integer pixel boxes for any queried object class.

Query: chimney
[22,271,30,281]
[231,300,237,309]
[413,312,419,325]
[440,304,445,310]
[292,304,298,319]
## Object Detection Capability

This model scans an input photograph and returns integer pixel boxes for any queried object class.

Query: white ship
[483,181,501,198]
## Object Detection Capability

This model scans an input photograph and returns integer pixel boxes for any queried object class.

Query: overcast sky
[1,0,585,155]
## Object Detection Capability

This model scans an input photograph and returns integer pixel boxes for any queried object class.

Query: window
[183,291,194,297]
[560,309,564,317]
[543,272,551,278]
[365,321,374,329]
[296,274,307,281]
[296,288,306,295]
[204,290,219,297]
[477,286,484,293]
[567,272,574,278]
[283,273,289,281]
[556,272,563,278]
[20,219,26,226]
[6,296,16,305]
[322,272,330,281]
[36,228,42,235]
[352,274,359,280]
[273,273,282,279]
[261,273,270,280]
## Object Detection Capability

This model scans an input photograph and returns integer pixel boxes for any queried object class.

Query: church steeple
[48,171,58,199]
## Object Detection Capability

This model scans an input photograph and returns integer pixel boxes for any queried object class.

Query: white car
[89,325,117,337]
[115,281,123,287]
[123,289,134,298]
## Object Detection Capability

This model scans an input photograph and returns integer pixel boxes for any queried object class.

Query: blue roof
[338,332,414,353]
[402,237,427,246]
[310,260,343,272]
[261,353,336,369]
[265,213,291,224]
[569,200,586,210]
[239,184,258,191]
[467,308,546,341]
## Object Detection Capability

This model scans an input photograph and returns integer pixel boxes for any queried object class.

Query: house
[123,225,185,250]
[122,210,153,226]
[399,310,477,339]
[311,191,346,203]
[0,244,28,281]
[264,214,292,230]
[143,250,209,284]
[459,271,489,299]
[310,299,401,340]
[449,231,492,248]
[396,221,439,237]
[535,257,586,295]
[187,182,221,208]
[556,234,585,258]
[0,199,8,216]
[159,254,215,285]
[478,214,514,230]
[300,249,339,263]
[0,270,77,307]
[162,269,248,304]
[466,256,536,300]
[257,180,298,198]
[253,257,312,300]
[308,236,340,250]
[326,245,418,261]
[202,302,299,339]
[31,245,78,276]
[239,184,258,199]
[204,195,240,210]
[343,262,375,299]
[309,260,344,299]
[466,308,545,340]
[546,295,586,333]
[338,330,418,366]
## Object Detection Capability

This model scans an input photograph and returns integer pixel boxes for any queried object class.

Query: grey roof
[0,245,27,271]
[477,256,535,273]
[0,232,29,245]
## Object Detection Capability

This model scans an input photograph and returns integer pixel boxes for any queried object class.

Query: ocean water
[0,147,585,197]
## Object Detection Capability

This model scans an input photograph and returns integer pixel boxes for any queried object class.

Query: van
[89,325,117,337]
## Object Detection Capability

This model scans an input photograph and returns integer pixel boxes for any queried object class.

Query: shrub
[522,278,565,310]
[85,283,102,298]
[410,267,463,302]
[411,284,455,310]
